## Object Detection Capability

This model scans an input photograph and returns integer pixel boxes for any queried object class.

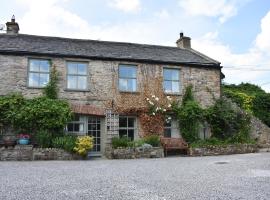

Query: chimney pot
[6,15,19,34]
[176,32,191,49]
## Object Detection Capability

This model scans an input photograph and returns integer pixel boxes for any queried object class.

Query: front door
[87,117,101,154]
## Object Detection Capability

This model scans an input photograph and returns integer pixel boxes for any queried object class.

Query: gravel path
[1,153,270,200]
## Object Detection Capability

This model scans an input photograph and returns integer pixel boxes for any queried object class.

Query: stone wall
[105,146,164,159]
[0,145,74,161]
[0,55,221,109]
[189,144,259,156]
[250,116,270,144]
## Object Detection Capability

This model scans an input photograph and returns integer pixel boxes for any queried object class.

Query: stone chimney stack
[176,32,191,49]
[6,15,19,34]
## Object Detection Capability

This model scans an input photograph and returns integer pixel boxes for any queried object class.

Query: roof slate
[0,34,221,67]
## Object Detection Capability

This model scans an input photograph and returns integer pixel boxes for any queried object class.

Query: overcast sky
[1,0,270,92]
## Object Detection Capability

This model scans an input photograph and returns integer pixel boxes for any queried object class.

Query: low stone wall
[189,144,259,156]
[105,147,164,159]
[0,145,74,161]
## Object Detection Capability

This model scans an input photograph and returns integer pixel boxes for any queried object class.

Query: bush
[34,130,54,148]
[52,135,77,152]
[112,136,130,149]
[73,136,94,157]
[14,97,72,132]
[127,139,145,148]
[205,98,251,140]
[143,135,160,147]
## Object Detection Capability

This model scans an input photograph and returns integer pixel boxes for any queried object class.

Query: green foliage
[112,136,130,148]
[52,135,77,152]
[127,139,145,148]
[0,94,72,133]
[143,135,160,147]
[253,93,270,126]
[182,85,194,105]
[205,97,251,140]
[0,93,25,126]
[173,85,204,143]
[43,65,59,99]
[34,130,54,148]
[190,137,255,148]
[14,97,72,132]
[223,83,270,127]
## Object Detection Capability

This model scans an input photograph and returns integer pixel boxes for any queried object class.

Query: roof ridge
[0,33,184,50]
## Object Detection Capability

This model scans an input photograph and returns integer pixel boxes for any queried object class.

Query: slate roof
[0,34,221,68]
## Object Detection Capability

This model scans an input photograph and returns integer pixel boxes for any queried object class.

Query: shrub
[52,135,77,152]
[127,139,145,148]
[112,136,130,149]
[73,136,94,157]
[14,97,72,132]
[43,64,59,99]
[172,85,204,143]
[205,97,251,140]
[143,135,160,147]
[34,130,54,148]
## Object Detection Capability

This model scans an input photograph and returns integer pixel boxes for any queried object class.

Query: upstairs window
[163,68,180,93]
[67,62,88,90]
[28,59,50,87]
[119,65,137,92]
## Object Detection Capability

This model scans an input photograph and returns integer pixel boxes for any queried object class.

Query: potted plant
[18,134,30,145]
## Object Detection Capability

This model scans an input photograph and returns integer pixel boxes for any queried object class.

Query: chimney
[6,15,19,34]
[176,32,191,49]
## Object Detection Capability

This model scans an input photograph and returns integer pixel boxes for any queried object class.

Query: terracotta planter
[3,136,16,147]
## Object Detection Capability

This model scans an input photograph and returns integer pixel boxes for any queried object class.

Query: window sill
[164,92,182,96]
[27,86,46,89]
[64,89,90,92]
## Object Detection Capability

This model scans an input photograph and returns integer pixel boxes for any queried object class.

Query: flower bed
[188,144,259,156]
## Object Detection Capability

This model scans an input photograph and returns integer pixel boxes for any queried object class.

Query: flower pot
[18,138,29,145]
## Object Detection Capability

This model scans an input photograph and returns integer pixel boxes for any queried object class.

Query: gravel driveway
[1,153,270,200]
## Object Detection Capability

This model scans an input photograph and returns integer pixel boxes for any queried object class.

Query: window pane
[67,123,73,132]
[119,78,128,91]
[128,130,134,140]
[39,60,50,72]
[29,60,40,71]
[67,63,77,74]
[127,79,136,92]
[119,66,136,78]
[29,73,39,87]
[164,81,172,92]
[128,118,134,127]
[78,76,87,89]
[74,124,80,132]
[171,70,179,81]
[67,75,77,89]
[39,73,49,86]
[172,81,180,92]
[119,130,128,138]
[79,124,84,132]
[77,63,87,75]
[164,69,172,80]
[119,117,127,128]
[164,128,171,137]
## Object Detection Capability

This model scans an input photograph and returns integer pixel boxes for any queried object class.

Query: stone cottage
[0,17,222,156]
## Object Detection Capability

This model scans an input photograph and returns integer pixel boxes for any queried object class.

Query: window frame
[27,58,51,88]
[164,121,172,138]
[66,61,89,91]
[163,68,181,94]
[118,64,138,92]
[66,115,86,134]
[118,116,137,140]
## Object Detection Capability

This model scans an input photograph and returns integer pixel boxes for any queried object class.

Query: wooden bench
[160,137,188,157]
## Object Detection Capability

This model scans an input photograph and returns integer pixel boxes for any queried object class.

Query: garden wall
[105,147,164,159]
[188,144,259,156]
[0,145,73,161]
